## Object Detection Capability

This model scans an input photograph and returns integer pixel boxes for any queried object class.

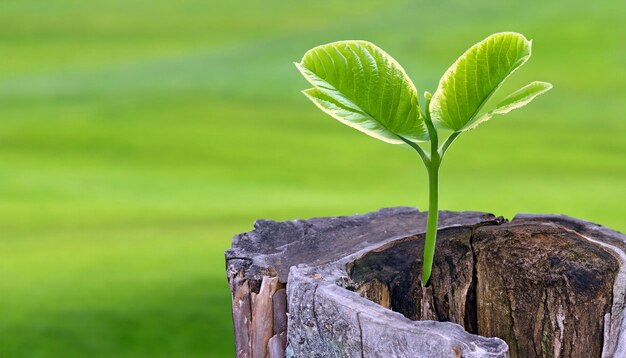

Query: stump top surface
[226,207,499,282]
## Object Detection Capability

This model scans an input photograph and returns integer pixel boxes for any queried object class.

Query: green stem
[411,95,459,286]
[399,136,430,164]
[422,156,439,285]
[439,131,460,159]
[421,97,440,286]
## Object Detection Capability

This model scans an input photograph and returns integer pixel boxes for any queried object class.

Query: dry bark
[230,275,252,357]
[225,207,626,357]
[473,221,617,358]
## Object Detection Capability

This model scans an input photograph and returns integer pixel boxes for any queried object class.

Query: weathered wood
[251,276,279,357]
[272,289,287,335]
[227,208,508,357]
[349,225,482,326]
[268,332,286,358]
[356,279,391,309]
[512,214,626,358]
[420,285,437,321]
[226,207,626,357]
[226,208,501,283]
[287,266,508,357]
[230,275,252,357]
[473,220,618,358]
[228,274,286,358]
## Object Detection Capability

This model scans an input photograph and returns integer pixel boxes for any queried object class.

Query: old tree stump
[225,208,626,357]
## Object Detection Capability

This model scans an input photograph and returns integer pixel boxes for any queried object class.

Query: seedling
[295,32,551,285]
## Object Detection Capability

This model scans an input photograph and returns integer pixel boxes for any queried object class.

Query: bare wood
[473,221,617,358]
[350,225,477,326]
[226,208,626,357]
[349,216,623,357]
[272,288,287,335]
[419,284,437,321]
[251,276,279,358]
[356,278,391,309]
[268,332,286,358]
[231,276,252,357]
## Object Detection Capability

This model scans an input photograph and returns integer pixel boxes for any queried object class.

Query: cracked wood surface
[473,221,617,358]
[225,207,500,284]
[225,207,626,357]
[227,208,508,357]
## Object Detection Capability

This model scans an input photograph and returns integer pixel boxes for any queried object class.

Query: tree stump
[225,207,626,357]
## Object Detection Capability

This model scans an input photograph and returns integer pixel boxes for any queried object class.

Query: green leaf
[465,81,553,130]
[296,41,428,144]
[301,88,401,143]
[430,32,533,131]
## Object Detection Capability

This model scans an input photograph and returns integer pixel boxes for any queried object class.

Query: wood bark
[473,221,617,358]
[228,274,286,358]
[225,207,626,357]
[230,275,252,357]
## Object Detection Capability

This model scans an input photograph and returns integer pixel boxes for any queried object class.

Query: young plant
[295,32,552,285]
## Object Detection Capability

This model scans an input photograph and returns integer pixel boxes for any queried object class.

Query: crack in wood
[356,312,365,358]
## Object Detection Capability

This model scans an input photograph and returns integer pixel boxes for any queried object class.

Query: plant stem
[421,96,440,286]
[439,131,460,159]
[399,136,430,164]
[422,154,439,286]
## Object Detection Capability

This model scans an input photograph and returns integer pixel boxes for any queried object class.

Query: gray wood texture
[225,207,626,358]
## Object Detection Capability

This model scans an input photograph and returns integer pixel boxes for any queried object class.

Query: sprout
[296,32,551,285]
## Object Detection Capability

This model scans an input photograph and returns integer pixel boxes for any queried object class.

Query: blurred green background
[0,0,624,357]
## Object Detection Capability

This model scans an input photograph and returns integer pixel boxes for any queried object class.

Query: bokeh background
[1,0,624,357]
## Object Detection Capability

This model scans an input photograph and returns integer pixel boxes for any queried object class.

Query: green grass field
[0,0,624,356]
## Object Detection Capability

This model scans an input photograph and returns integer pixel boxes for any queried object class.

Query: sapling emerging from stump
[295,32,552,286]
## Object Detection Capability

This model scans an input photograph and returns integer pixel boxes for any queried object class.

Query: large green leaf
[430,32,533,131]
[296,41,428,144]
[465,81,552,130]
